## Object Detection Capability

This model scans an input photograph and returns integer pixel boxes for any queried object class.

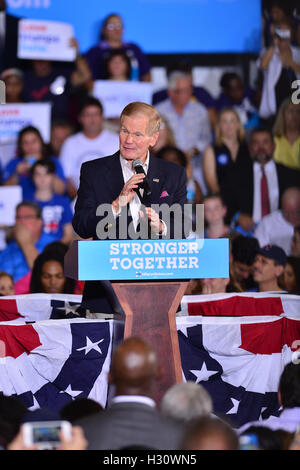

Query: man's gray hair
[167,71,192,90]
[161,381,213,422]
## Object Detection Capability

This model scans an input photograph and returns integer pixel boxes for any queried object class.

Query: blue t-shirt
[32,193,73,241]
[2,156,66,200]
[0,232,56,282]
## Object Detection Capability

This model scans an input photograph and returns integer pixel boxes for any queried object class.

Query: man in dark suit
[225,127,300,234]
[0,0,21,72]
[72,101,187,312]
[75,337,184,450]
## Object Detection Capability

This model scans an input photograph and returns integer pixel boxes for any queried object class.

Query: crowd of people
[0,0,300,451]
[1,336,300,451]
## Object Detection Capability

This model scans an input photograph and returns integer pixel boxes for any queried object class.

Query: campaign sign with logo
[18,19,76,62]
[93,81,153,118]
[0,103,51,144]
[76,239,229,281]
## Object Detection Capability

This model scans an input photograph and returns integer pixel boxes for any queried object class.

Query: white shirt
[114,153,167,235]
[252,160,279,224]
[253,209,294,255]
[59,129,119,189]
[111,395,156,408]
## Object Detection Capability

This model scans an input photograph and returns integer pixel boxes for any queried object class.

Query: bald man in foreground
[76,337,184,450]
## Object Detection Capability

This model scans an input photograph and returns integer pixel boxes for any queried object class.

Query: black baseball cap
[258,245,287,266]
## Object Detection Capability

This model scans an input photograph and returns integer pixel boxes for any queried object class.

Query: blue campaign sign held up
[77,239,229,281]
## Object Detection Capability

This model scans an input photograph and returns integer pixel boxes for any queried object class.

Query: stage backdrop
[7,0,261,55]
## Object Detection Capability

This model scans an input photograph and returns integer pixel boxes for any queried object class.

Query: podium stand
[65,239,228,404]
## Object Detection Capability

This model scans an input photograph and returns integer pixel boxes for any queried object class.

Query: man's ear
[275,265,284,278]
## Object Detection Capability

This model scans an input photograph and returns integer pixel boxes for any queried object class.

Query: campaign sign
[0,103,51,144]
[93,81,153,118]
[0,186,22,226]
[18,19,76,62]
[76,239,229,281]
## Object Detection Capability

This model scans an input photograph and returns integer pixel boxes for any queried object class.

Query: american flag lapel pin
[153,178,159,183]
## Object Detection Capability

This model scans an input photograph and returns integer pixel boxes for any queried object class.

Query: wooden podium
[64,239,229,404]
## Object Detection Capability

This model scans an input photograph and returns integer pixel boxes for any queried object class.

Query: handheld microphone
[132,159,152,197]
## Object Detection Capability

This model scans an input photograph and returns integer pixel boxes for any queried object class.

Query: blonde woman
[273,98,300,170]
[203,108,251,195]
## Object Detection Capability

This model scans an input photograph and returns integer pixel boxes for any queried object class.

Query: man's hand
[57,426,88,451]
[14,223,34,247]
[139,207,164,234]
[113,173,145,211]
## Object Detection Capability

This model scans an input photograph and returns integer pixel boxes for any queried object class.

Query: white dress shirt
[111,395,156,408]
[252,160,279,224]
[113,153,167,235]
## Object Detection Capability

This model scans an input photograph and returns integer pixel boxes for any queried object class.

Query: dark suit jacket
[2,13,20,71]
[72,151,187,312]
[76,401,184,450]
[224,161,300,222]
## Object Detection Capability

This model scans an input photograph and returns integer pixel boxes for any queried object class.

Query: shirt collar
[120,151,150,173]
[111,395,156,408]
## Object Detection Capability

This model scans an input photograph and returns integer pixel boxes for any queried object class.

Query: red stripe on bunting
[187,296,283,317]
[239,318,300,354]
[0,324,42,359]
[0,299,24,321]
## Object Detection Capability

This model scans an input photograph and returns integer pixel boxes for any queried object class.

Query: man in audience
[239,362,300,434]
[230,235,260,291]
[155,70,212,161]
[59,97,119,199]
[49,120,74,157]
[75,337,184,450]
[0,201,55,283]
[254,187,300,255]
[160,381,213,423]
[228,128,300,233]
[252,244,286,292]
[152,61,217,129]
[180,416,239,450]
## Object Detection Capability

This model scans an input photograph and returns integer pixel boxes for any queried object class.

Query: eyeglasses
[106,23,123,30]
[16,215,38,220]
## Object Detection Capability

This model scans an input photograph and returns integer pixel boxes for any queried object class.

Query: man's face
[168,77,193,109]
[15,205,42,239]
[51,125,72,155]
[227,77,244,103]
[119,114,159,163]
[200,277,230,294]
[282,197,300,227]
[79,105,103,136]
[253,254,283,284]
[249,132,274,164]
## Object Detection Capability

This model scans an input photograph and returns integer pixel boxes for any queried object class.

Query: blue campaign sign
[7,0,261,54]
[77,238,229,281]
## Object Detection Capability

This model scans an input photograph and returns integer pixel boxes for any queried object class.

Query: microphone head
[132,159,143,169]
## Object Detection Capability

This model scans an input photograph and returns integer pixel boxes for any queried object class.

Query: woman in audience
[102,48,132,81]
[282,256,300,294]
[2,126,66,199]
[203,193,230,239]
[0,271,15,296]
[272,98,300,170]
[85,13,151,82]
[30,249,76,294]
[202,108,250,201]
[0,68,24,103]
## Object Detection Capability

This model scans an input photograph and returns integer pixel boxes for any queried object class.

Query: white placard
[18,19,76,62]
[0,103,51,169]
[0,186,22,226]
[93,81,153,118]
